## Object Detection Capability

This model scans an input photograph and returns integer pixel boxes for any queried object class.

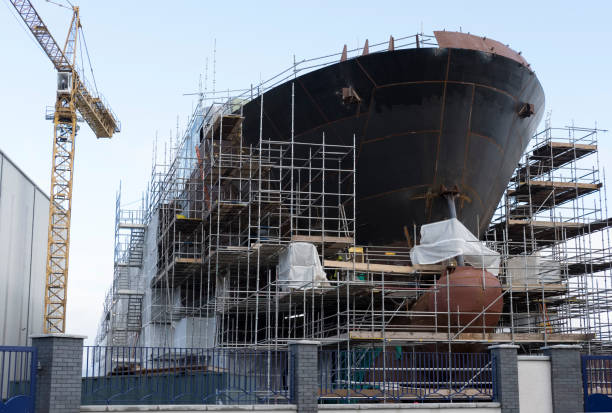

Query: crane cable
[80,26,99,97]
[3,0,45,53]
[6,0,99,100]
[45,0,71,10]
[78,26,85,79]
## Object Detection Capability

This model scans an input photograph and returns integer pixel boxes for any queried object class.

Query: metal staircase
[98,189,147,347]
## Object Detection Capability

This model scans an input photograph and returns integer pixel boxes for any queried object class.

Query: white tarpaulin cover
[506,253,560,285]
[410,218,500,275]
[278,242,328,289]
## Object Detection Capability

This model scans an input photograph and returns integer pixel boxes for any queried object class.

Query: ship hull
[242,46,544,244]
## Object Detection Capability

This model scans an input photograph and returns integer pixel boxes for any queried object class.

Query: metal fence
[82,346,291,405]
[82,346,496,406]
[582,355,612,411]
[0,346,37,411]
[319,349,494,403]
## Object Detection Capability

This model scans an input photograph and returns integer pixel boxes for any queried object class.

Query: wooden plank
[175,258,202,265]
[514,180,601,190]
[323,260,443,274]
[531,180,601,190]
[506,219,583,229]
[116,289,144,296]
[549,141,597,151]
[291,235,354,245]
[117,223,146,229]
[345,330,594,343]
[503,284,566,293]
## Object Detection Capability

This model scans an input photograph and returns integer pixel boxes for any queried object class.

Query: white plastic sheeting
[278,242,328,290]
[506,253,560,285]
[410,218,500,275]
[0,150,48,346]
[173,317,216,348]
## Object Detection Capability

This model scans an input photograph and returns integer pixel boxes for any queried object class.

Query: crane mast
[10,0,120,333]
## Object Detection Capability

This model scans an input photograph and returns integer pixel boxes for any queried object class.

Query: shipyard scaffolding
[487,124,612,352]
[97,83,612,353]
[138,95,356,349]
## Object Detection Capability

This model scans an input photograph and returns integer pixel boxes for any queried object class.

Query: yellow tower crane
[10,0,120,333]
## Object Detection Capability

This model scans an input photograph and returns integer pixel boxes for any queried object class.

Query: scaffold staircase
[127,227,145,267]
[126,295,143,331]
[105,189,147,346]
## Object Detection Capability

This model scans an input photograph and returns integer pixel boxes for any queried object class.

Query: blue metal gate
[582,355,612,412]
[0,346,37,413]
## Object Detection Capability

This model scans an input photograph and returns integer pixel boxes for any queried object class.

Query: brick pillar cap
[487,344,519,350]
[288,340,321,345]
[30,333,87,339]
[540,344,582,350]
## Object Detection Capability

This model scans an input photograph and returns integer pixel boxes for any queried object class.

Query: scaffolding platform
[328,330,595,344]
[118,222,146,230]
[490,218,611,252]
[291,235,354,255]
[567,261,612,275]
[203,200,249,222]
[203,113,243,142]
[173,216,202,232]
[514,141,597,179]
[508,180,601,214]
[503,284,567,294]
[152,257,203,287]
[323,260,444,275]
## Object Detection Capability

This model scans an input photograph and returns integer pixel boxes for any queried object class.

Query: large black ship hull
[242,46,544,245]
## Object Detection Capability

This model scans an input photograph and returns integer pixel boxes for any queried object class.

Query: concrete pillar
[31,334,85,413]
[542,344,583,413]
[489,344,520,413]
[289,340,319,413]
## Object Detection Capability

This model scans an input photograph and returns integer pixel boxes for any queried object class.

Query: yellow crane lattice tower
[10,0,120,333]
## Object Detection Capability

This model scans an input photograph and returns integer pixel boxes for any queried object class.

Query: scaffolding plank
[174,216,202,232]
[489,217,611,254]
[292,235,353,243]
[531,141,597,158]
[567,261,612,275]
[291,235,354,255]
[342,330,594,343]
[514,141,597,179]
[203,114,244,142]
[323,260,443,274]
[508,180,601,197]
[507,180,602,218]
[118,223,146,229]
[116,289,144,296]
[503,284,567,293]
[151,257,204,287]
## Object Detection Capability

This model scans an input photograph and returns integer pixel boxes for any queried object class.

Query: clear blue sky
[1,0,610,343]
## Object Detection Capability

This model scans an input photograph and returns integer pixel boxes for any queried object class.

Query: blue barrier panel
[0,346,37,413]
[582,354,612,412]
[82,346,290,405]
[319,349,494,403]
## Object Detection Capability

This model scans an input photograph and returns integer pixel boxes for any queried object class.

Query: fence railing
[82,346,496,406]
[319,349,494,403]
[0,346,37,410]
[582,354,612,410]
[82,346,291,405]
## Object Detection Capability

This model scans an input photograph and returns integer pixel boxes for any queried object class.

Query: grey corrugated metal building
[0,149,48,346]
